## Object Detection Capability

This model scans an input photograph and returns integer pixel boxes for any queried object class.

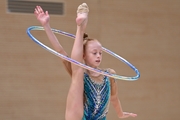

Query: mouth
[95,60,100,63]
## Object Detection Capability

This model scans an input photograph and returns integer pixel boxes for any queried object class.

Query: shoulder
[105,68,116,83]
[102,68,116,73]
[107,68,116,74]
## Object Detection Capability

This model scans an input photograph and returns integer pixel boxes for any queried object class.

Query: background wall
[0,0,180,120]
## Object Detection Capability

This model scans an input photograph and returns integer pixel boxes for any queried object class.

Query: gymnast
[34,3,137,120]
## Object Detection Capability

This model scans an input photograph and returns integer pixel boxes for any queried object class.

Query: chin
[94,63,101,68]
[89,62,101,68]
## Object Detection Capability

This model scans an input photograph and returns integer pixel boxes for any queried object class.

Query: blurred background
[0,0,180,120]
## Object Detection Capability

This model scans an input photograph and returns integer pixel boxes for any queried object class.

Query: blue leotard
[83,72,111,120]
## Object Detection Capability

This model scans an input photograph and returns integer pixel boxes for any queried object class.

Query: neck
[84,62,102,77]
[86,69,101,77]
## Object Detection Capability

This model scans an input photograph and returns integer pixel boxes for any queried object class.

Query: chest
[84,74,111,97]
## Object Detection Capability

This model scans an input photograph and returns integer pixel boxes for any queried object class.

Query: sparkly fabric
[82,72,111,120]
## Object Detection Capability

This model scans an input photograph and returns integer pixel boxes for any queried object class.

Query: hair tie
[83,33,88,40]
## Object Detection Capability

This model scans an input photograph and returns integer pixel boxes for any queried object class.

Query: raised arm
[34,6,72,76]
[109,69,137,119]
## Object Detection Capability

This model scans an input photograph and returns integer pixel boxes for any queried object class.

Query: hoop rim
[26,26,140,81]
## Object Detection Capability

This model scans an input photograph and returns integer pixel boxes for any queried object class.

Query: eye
[93,52,97,55]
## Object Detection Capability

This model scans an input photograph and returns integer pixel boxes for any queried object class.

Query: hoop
[26,26,140,81]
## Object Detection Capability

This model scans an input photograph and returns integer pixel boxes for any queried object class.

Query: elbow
[111,94,118,102]
[56,49,63,54]
[111,95,118,107]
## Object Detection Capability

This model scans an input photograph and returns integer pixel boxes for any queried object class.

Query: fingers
[34,6,44,15]
[123,112,137,117]
[130,113,137,117]
[45,11,49,16]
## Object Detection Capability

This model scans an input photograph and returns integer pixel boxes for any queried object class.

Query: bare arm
[43,24,72,76]
[34,6,72,76]
[109,69,137,118]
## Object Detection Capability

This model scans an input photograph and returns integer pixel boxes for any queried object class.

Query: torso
[83,71,111,120]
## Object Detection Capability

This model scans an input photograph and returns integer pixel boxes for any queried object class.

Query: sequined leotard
[83,72,111,120]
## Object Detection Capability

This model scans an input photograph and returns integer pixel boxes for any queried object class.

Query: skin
[34,3,137,119]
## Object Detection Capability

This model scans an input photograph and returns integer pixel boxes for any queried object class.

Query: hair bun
[83,33,88,40]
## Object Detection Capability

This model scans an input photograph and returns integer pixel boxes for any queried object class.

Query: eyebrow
[91,49,102,52]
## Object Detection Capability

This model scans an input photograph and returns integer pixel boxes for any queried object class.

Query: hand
[125,112,137,117]
[34,6,50,26]
[119,112,137,118]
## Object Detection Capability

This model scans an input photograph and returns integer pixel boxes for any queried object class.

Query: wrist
[43,23,50,28]
[118,112,130,118]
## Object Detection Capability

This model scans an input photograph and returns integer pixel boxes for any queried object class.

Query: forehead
[86,40,102,50]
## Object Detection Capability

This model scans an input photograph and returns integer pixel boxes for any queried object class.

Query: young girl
[34,3,137,120]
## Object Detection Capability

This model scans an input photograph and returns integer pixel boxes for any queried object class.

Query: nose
[97,53,101,58]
